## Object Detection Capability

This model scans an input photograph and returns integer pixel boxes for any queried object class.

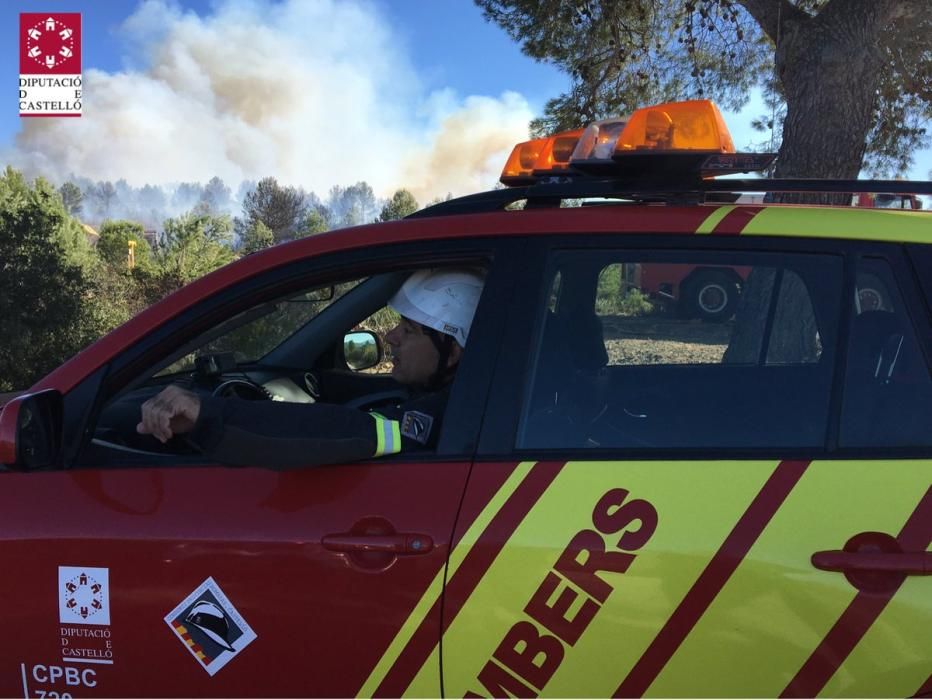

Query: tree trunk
[727,2,901,365]
[772,1,896,179]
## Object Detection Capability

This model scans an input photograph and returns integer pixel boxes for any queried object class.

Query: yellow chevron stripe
[695,205,736,234]
[442,460,776,698]
[648,460,932,697]
[741,207,931,242]
[817,510,932,698]
[357,461,538,698]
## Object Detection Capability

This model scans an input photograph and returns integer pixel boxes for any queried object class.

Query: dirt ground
[600,314,732,364]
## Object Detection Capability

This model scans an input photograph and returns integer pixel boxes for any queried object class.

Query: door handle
[322,533,433,555]
[811,550,932,575]
[811,530,930,593]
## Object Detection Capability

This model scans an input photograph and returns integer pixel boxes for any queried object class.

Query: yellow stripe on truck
[740,207,931,243]
[695,205,736,234]
[401,461,540,698]
[817,570,932,699]
[441,460,777,698]
[646,460,932,698]
[357,461,538,698]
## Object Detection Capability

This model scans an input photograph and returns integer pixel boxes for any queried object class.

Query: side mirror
[0,389,64,471]
[343,331,382,371]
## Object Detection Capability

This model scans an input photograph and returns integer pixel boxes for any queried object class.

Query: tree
[476,0,931,178]
[59,182,83,217]
[137,184,167,224]
[296,207,331,238]
[378,189,419,222]
[96,219,152,269]
[172,182,205,212]
[155,212,235,289]
[426,192,455,207]
[327,182,378,228]
[239,219,275,254]
[236,177,307,243]
[86,180,117,220]
[199,176,233,214]
[0,167,99,391]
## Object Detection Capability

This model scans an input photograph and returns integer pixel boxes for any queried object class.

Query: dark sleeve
[186,397,388,469]
[376,388,450,452]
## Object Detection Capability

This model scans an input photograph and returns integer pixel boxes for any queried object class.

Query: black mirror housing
[0,389,64,471]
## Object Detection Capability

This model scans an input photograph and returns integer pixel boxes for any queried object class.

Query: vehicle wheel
[682,271,739,322]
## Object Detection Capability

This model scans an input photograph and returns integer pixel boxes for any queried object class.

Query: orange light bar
[500,137,548,186]
[569,118,629,164]
[502,99,743,182]
[613,99,734,154]
[532,128,584,175]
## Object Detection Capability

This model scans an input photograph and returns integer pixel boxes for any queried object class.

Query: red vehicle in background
[638,262,750,322]
[854,192,923,209]
[639,192,925,322]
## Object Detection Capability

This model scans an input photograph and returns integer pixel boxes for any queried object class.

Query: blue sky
[3,0,929,203]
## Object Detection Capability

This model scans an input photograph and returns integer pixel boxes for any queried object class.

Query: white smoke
[5,0,534,204]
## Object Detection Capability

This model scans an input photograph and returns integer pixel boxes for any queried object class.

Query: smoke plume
[5,0,534,204]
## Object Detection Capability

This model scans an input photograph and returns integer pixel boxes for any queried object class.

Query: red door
[0,457,467,697]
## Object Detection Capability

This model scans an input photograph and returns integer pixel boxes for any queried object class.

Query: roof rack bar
[409,178,932,218]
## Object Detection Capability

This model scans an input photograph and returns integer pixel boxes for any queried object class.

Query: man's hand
[137,385,202,443]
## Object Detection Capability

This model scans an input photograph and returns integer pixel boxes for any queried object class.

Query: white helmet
[388,268,486,347]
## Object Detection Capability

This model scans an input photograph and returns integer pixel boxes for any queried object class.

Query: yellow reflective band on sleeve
[695,204,736,234]
[370,413,401,457]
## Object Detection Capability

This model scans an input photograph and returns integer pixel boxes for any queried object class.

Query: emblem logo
[19,13,82,117]
[59,566,110,625]
[165,577,257,676]
[20,14,81,73]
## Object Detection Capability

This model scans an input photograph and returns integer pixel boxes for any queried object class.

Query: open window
[84,257,490,465]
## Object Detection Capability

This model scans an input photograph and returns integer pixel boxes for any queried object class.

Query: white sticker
[164,577,256,676]
[58,567,110,626]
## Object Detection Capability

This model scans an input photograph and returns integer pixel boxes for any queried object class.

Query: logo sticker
[401,410,434,445]
[59,567,110,626]
[19,13,82,117]
[165,577,256,676]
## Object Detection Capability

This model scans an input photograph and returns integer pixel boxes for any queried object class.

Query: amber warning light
[500,99,768,185]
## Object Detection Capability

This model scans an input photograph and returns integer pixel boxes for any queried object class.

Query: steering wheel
[212,378,273,400]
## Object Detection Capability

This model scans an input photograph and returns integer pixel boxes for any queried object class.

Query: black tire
[682,271,740,322]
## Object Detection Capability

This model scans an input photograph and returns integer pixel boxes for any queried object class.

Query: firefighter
[136,268,485,468]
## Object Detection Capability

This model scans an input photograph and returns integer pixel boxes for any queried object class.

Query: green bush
[595,264,653,316]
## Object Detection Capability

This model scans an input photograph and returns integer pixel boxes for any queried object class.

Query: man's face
[384,317,454,386]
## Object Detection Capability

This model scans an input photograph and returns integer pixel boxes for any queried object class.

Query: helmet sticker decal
[164,577,256,676]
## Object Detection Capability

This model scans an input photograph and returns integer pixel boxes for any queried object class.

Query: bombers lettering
[467,488,658,698]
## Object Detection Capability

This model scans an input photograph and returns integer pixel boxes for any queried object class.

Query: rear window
[840,256,932,448]
[518,250,842,451]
